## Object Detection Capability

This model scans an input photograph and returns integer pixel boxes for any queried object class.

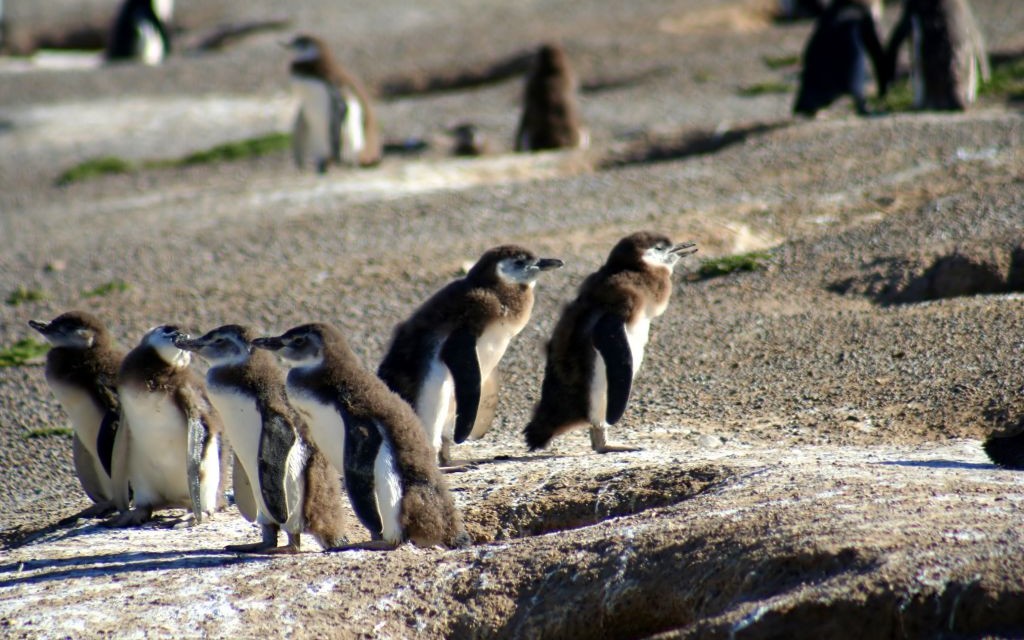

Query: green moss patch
[0,338,50,367]
[697,251,772,279]
[738,81,792,97]
[82,280,130,298]
[25,427,73,439]
[6,286,46,306]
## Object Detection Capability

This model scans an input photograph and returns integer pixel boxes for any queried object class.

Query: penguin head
[469,245,565,287]
[174,324,253,367]
[286,34,325,64]
[28,310,107,349]
[142,324,191,368]
[607,232,698,272]
[253,324,326,367]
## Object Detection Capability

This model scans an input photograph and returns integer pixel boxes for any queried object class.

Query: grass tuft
[56,156,134,186]
[25,427,73,439]
[6,286,46,306]
[0,338,50,367]
[82,280,130,298]
[697,251,772,279]
[980,56,1024,99]
[762,54,800,70]
[738,81,792,97]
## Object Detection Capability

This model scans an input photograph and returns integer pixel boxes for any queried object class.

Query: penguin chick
[794,0,887,116]
[175,325,347,553]
[983,430,1024,470]
[287,34,382,173]
[515,43,588,152]
[29,311,128,517]
[106,0,172,66]
[884,0,990,111]
[111,325,225,527]
[524,232,697,453]
[254,323,471,550]
[377,247,564,467]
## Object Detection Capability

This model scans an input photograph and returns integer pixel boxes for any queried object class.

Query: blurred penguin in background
[515,43,588,152]
[106,0,172,66]
[794,0,887,116]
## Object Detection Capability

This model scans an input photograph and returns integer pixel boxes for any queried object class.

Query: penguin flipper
[110,415,132,511]
[257,412,297,525]
[440,327,482,444]
[96,409,120,478]
[592,313,633,425]
[185,412,207,522]
[232,455,259,523]
[341,413,385,538]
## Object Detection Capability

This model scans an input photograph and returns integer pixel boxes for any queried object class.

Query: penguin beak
[534,258,565,271]
[252,336,284,351]
[28,320,50,334]
[668,242,698,257]
[172,333,199,352]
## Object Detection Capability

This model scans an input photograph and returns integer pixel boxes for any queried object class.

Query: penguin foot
[440,461,479,473]
[253,544,302,555]
[79,502,119,519]
[593,443,643,454]
[106,506,153,528]
[225,541,279,553]
[328,540,398,552]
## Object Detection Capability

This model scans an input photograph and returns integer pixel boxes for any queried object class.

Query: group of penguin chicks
[30,232,697,554]
[794,0,990,116]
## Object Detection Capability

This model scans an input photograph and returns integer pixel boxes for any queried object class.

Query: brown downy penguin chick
[514,43,588,152]
[884,0,990,110]
[253,323,470,550]
[175,325,347,553]
[524,232,697,453]
[111,325,227,527]
[983,430,1024,470]
[287,34,382,173]
[377,246,564,467]
[28,311,128,517]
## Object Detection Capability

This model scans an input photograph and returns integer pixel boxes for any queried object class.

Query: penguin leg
[589,423,642,454]
[226,524,280,553]
[258,531,302,554]
[316,158,329,174]
[106,505,154,528]
[77,501,119,519]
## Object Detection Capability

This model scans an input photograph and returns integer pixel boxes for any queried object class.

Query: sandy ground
[1,0,1024,637]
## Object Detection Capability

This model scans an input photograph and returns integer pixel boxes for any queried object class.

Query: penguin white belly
[625,316,652,376]
[293,78,333,165]
[340,90,365,164]
[47,380,104,460]
[373,429,403,545]
[47,380,113,496]
[417,353,454,451]
[207,389,274,523]
[288,388,345,475]
[476,322,517,381]
[136,21,165,66]
[121,389,190,507]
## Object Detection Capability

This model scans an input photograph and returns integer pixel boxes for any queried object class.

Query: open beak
[252,336,284,351]
[534,258,565,271]
[668,242,698,258]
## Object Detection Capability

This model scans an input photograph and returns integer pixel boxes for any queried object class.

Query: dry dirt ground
[1,0,1024,638]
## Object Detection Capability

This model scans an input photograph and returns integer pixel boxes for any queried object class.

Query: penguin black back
[106,0,171,64]
[794,0,886,116]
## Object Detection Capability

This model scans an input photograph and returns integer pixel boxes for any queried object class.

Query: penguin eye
[293,336,307,347]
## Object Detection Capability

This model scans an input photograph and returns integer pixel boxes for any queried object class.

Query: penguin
[110,325,225,527]
[28,311,128,517]
[450,122,489,157]
[253,323,471,550]
[106,0,172,66]
[174,325,347,553]
[883,0,990,111]
[983,430,1024,470]
[377,246,564,467]
[794,0,887,116]
[286,34,382,173]
[514,43,588,152]
[524,232,697,454]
